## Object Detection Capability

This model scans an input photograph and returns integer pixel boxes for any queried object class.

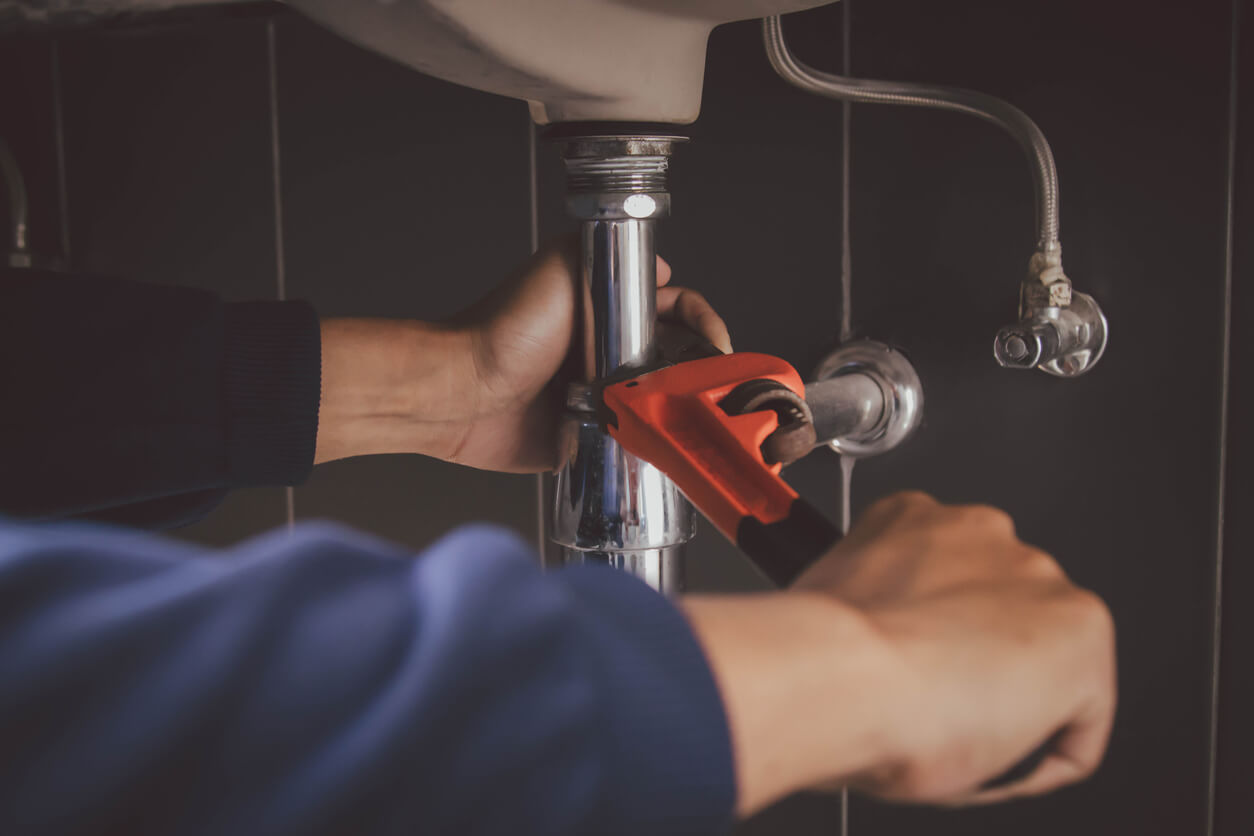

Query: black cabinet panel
[58,18,275,299]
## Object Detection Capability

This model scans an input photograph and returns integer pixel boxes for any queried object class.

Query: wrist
[315,318,479,463]
[682,591,906,816]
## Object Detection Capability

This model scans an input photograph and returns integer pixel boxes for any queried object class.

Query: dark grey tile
[56,16,288,543]
[843,0,1232,833]
[738,792,844,836]
[295,456,538,554]
[179,487,290,548]
[1213,2,1252,833]
[59,17,276,299]
[273,14,532,320]
[273,15,537,549]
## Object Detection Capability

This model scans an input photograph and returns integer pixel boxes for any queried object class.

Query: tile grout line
[839,0,853,346]
[1205,1,1240,833]
[838,2,854,835]
[50,40,71,267]
[528,116,547,562]
[266,19,296,530]
[267,21,288,304]
[528,119,540,254]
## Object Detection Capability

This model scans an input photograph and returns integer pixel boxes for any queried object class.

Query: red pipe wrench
[594,349,841,587]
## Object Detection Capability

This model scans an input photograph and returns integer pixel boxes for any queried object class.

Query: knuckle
[1082,591,1117,638]
[679,288,706,309]
[890,490,938,513]
[1065,588,1116,642]
[894,771,938,800]
[863,491,937,526]
[864,493,905,518]
[868,761,942,802]
[959,504,1016,536]
[1021,546,1064,578]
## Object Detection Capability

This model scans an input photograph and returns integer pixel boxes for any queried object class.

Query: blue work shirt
[0,520,736,835]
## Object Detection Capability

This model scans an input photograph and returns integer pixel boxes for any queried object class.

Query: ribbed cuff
[222,300,322,487]
[558,565,737,836]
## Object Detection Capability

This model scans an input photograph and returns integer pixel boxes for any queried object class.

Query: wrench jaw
[599,352,840,587]
[718,379,817,467]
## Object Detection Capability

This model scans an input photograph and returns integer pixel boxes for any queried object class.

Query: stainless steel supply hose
[763,15,1059,253]
[765,13,1107,377]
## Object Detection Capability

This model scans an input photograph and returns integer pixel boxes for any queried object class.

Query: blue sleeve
[0,520,735,835]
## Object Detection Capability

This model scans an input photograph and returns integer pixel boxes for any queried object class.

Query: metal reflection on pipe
[552,410,695,588]
[580,218,656,380]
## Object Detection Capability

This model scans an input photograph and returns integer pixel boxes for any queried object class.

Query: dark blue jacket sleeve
[0,520,735,835]
[0,268,321,527]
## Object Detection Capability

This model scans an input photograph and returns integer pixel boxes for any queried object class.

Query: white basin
[287,0,837,123]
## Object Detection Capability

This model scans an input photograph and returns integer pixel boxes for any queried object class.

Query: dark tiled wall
[0,1,1246,834]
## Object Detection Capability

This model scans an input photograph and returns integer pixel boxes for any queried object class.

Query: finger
[955,705,1113,806]
[951,753,1091,806]
[852,491,940,533]
[658,286,733,354]
[656,256,673,287]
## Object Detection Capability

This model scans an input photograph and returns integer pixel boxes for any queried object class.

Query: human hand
[683,491,1115,816]
[800,491,1117,804]
[441,242,731,472]
[314,242,730,470]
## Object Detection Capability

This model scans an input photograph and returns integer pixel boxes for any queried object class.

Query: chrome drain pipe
[548,135,696,595]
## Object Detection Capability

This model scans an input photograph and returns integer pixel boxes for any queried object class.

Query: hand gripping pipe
[763,14,1107,378]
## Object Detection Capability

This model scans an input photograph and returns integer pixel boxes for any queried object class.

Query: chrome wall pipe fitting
[992,246,1108,377]
[807,341,924,458]
[549,135,696,595]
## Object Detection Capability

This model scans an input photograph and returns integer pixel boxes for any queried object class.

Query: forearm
[314,318,476,464]
[682,592,905,816]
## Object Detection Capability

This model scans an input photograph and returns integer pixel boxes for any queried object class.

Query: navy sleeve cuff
[557,565,737,835]
[222,300,322,487]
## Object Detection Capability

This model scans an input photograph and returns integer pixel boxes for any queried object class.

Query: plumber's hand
[314,242,731,469]
[684,491,1116,817]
